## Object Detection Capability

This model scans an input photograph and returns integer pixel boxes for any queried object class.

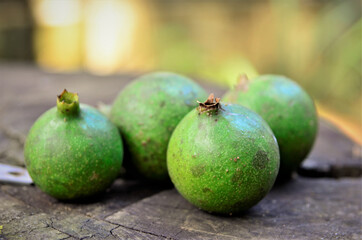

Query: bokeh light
[0,0,360,143]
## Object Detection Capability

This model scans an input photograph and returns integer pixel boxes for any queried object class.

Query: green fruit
[167,95,280,214]
[110,72,207,181]
[24,90,123,200]
[223,75,318,178]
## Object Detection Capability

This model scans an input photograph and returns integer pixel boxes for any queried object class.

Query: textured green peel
[167,98,280,214]
[25,90,123,200]
[223,75,318,178]
[110,72,207,181]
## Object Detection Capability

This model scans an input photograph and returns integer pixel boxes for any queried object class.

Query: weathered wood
[0,64,360,177]
[299,119,362,178]
[0,180,167,240]
[0,193,69,239]
[0,64,361,239]
[1,179,167,219]
[106,177,362,240]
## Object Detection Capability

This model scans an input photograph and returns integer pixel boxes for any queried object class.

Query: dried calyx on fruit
[24,89,124,200]
[197,93,223,115]
[167,94,280,215]
[56,89,80,114]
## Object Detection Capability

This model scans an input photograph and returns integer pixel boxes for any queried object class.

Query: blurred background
[0,0,360,143]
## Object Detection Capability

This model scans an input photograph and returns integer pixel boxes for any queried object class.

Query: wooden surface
[0,64,361,240]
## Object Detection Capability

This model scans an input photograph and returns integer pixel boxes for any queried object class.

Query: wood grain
[0,64,360,239]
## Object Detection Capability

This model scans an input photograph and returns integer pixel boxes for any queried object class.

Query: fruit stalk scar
[235,74,250,92]
[57,89,80,115]
[197,93,224,115]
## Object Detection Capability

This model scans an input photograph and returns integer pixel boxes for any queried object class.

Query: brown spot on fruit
[190,164,206,177]
[231,170,243,185]
[90,172,99,180]
[252,150,269,170]
[202,187,212,193]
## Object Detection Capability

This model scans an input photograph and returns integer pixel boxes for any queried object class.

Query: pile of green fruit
[25,71,317,215]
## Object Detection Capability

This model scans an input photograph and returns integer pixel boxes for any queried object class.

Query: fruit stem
[57,89,80,115]
[235,74,249,92]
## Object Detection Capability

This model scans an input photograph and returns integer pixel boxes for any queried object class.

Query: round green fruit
[223,75,318,178]
[110,72,208,181]
[24,90,123,200]
[167,95,280,214]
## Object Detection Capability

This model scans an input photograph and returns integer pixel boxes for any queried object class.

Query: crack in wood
[103,219,170,239]
[179,225,241,239]
[58,237,72,240]
[80,234,95,240]
[1,184,171,239]
[48,218,73,239]
[109,225,121,238]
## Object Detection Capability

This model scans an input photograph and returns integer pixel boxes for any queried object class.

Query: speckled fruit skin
[167,104,280,214]
[24,103,123,200]
[223,75,318,178]
[110,72,207,181]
